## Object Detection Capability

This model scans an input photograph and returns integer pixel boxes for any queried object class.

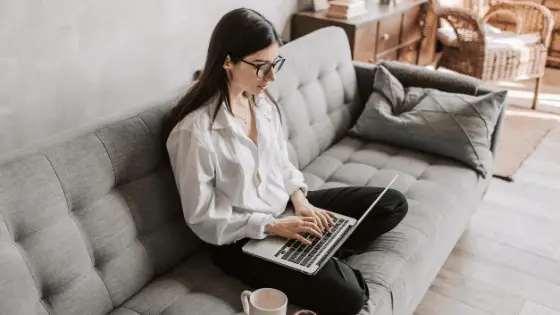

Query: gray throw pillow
[350,66,507,178]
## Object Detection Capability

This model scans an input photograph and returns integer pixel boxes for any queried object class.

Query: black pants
[210,186,408,315]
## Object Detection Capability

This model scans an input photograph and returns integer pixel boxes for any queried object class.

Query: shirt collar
[209,99,229,130]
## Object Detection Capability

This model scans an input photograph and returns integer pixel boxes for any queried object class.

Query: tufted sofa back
[269,26,363,170]
[0,108,200,315]
[0,26,362,315]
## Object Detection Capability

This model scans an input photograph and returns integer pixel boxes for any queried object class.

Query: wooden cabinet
[353,22,379,62]
[291,0,438,66]
[376,15,402,60]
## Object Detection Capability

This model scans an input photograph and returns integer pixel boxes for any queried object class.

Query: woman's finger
[308,222,323,238]
[321,209,335,227]
[321,209,337,219]
[302,215,318,225]
[300,221,322,238]
[319,211,333,231]
[316,211,329,232]
[312,212,326,231]
[293,233,312,246]
[305,226,322,239]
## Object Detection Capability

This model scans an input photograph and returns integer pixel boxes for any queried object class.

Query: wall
[0,0,312,158]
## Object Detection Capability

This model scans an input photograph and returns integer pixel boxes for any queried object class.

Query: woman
[163,8,408,315]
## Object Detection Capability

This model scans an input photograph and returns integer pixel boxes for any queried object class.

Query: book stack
[326,0,368,19]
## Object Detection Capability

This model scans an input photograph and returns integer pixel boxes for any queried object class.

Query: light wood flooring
[414,68,560,315]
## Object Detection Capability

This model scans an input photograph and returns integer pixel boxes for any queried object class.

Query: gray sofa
[0,27,505,315]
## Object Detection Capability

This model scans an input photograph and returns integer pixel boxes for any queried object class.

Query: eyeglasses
[234,56,285,78]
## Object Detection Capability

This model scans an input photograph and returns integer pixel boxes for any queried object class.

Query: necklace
[233,97,252,125]
[234,114,249,125]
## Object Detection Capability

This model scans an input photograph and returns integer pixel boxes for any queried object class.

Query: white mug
[241,288,287,315]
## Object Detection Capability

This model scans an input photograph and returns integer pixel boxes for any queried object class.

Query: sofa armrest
[353,60,377,105]
[379,60,486,95]
[352,60,508,155]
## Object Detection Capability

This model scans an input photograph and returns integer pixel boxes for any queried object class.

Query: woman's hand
[293,199,336,233]
[265,216,323,245]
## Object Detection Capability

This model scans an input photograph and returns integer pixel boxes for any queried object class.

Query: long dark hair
[161,8,283,159]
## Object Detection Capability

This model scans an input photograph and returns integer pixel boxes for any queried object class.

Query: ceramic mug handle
[240,290,252,315]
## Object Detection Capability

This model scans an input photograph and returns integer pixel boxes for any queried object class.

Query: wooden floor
[414,68,560,315]
[487,67,560,116]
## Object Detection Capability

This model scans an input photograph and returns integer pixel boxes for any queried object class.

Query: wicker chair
[434,0,554,109]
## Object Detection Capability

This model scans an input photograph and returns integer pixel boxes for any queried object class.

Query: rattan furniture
[455,0,560,68]
[434,0,554,109]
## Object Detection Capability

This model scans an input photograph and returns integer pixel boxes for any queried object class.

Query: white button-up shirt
[166,94,308,246]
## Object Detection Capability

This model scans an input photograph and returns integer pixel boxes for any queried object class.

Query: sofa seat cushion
[302,135,489,197]
[114,252,242,315]
[114,252,305,315]
[300,136,491,313]
[114,252,376,315]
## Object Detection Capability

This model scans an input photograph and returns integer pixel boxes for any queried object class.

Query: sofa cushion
[350,66,506,177]
[118,252,243,315]
[112,252,301,315]
[300,135,490,314]
[370,65,405,109]
[0,107,200,315]
[266,26,364,170]
[107,249,383,315]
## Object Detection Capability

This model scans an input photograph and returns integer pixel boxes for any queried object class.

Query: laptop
[242,174,399,275]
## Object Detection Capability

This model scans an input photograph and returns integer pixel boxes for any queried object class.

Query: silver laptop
[242,174,399,275]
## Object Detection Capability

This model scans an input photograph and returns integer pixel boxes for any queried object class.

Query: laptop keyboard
[274,217,349,268]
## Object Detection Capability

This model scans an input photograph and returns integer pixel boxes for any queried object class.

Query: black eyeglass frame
[233,56,286,78]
